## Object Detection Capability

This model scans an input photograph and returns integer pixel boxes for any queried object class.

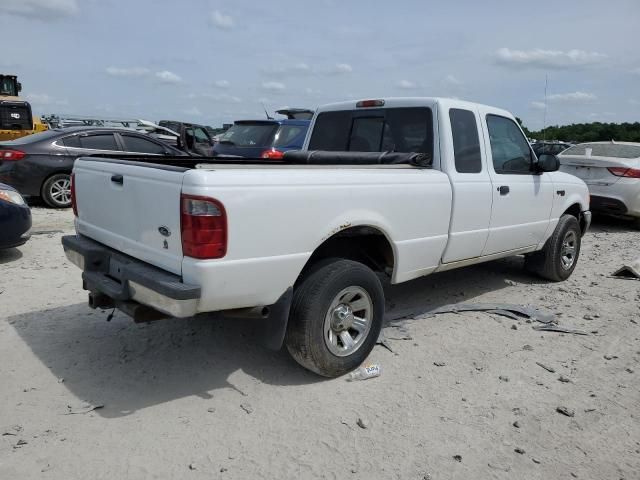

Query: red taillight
[181,194,227,259]
[356,99,385,108]
[71,173,77,216]
[608,167,640,178]
[0,149,26,161]
[261,148,284,159]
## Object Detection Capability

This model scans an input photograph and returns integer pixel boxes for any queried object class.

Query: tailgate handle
[110,174,123,185]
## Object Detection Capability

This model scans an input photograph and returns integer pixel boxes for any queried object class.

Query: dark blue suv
[212,115,310,159]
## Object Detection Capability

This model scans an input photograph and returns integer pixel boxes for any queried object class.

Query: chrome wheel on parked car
[324,286,373,357]
[42,173,72,208]
[560,230,577,270]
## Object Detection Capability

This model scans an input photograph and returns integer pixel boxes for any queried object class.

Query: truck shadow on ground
[0,247,23,265]
[9,256,537,418]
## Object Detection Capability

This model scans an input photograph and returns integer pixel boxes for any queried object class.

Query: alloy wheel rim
[323,286,373,357]
[50,177,71,206]
[560,230,577,270]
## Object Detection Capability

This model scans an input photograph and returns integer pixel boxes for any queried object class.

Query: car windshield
[561,143,640,159]
[219,123,278,147]
[273,125,306,148]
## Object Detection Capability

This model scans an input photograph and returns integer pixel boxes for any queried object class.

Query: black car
[0,182,30,249]
[0,127,187,208]
[532,141,571,157]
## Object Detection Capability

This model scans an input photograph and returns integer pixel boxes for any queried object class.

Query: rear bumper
[61,234,201,318]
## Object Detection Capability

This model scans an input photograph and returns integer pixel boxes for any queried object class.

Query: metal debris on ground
[556,406,575,417]
[533,324,588,335]
[64,404,104,415]
[611,258,640,280]
[425,303,556,324]
[536,362,556,373]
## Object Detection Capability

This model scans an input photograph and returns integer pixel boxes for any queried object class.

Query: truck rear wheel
[285,259,384,377]
[525,214,581,282]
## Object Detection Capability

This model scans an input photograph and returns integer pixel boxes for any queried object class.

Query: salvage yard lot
[1,208,638,479]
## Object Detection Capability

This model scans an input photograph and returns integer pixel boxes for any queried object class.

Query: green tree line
[516,119,640,143]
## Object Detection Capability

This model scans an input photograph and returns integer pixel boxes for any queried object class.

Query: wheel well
[300,226,395,279]
[563,203,586,233]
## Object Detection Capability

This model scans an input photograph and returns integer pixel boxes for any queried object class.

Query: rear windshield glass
[562,143,640,159]
[308,107,433,157]
[219,123,278,147]
[273,125,306,148]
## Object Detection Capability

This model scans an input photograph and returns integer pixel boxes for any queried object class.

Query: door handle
[498,185,510,195]
[111,174,123,185]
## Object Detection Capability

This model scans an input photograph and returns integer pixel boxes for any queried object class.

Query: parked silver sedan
[559,141,640,227]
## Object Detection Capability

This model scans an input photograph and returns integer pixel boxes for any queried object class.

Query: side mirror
[537,154,560,173]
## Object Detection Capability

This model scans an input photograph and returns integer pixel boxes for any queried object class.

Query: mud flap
[258,287,293,350]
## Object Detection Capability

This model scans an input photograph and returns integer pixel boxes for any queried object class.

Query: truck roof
[316,97,513,118]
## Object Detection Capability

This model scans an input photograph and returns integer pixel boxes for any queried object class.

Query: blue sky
[1,0,638,130]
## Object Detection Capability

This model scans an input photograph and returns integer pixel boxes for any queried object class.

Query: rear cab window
[219,122,278,147]
[449,108,482,173]
[308,107,433,158]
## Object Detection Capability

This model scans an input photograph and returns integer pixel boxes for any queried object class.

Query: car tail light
[0,149,25,161]
[356,99,385,108]
[607,167,640,178]
[181,194,227,259]
[261,148,284,159]
[71,173,77,216]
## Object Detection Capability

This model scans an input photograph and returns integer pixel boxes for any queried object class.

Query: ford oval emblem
[158,226,171,237]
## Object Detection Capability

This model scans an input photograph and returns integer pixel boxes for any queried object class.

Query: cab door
[479,112,553,255]
[441,107,493,263]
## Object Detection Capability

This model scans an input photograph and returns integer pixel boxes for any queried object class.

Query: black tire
[41,173,72,208]
[285,259,384,377]
[525,214,581,282]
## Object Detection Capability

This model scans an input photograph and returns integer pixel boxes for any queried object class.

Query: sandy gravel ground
[1,207,639,479]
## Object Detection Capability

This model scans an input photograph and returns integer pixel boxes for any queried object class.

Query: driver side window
[486,115,533,174]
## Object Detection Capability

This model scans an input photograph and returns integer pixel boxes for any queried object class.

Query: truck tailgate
[73,158,186,275]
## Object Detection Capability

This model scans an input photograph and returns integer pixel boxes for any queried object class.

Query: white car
[559,142,640,227]
[62,97,591,377]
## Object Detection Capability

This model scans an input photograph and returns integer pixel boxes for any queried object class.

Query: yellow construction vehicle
[0,74,48,141]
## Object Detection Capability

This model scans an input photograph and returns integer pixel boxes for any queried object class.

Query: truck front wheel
[285,259,384,377]
[525,214,581,281]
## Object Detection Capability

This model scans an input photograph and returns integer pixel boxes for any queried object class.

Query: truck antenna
[542,74,548,144]
[262,103,274,120]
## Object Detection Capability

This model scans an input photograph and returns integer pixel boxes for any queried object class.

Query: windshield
[0,77,18,96]
[219,123,278,147]
[562,143,640,159]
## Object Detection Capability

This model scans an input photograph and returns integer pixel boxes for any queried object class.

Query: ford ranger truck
[62,97,591,377]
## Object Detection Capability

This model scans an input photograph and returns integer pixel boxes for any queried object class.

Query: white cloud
[0,0,78,20]
[214,80,230,88]
[444,74,462,86]
[261,81,286,92]
[106,66,150,77]
[495,48,606,69]
[547,91,597,103]
[188,92,242,103]
[396,80,417,89]
[155,70,182,84]
[210,11,234,30]
[184,107,202,116]
[25,93,68,107]
[530,101,546,110]
[261,63,312,78]
[329,63,353,74]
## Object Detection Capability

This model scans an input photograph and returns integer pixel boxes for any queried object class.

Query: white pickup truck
[62,97,591,377]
